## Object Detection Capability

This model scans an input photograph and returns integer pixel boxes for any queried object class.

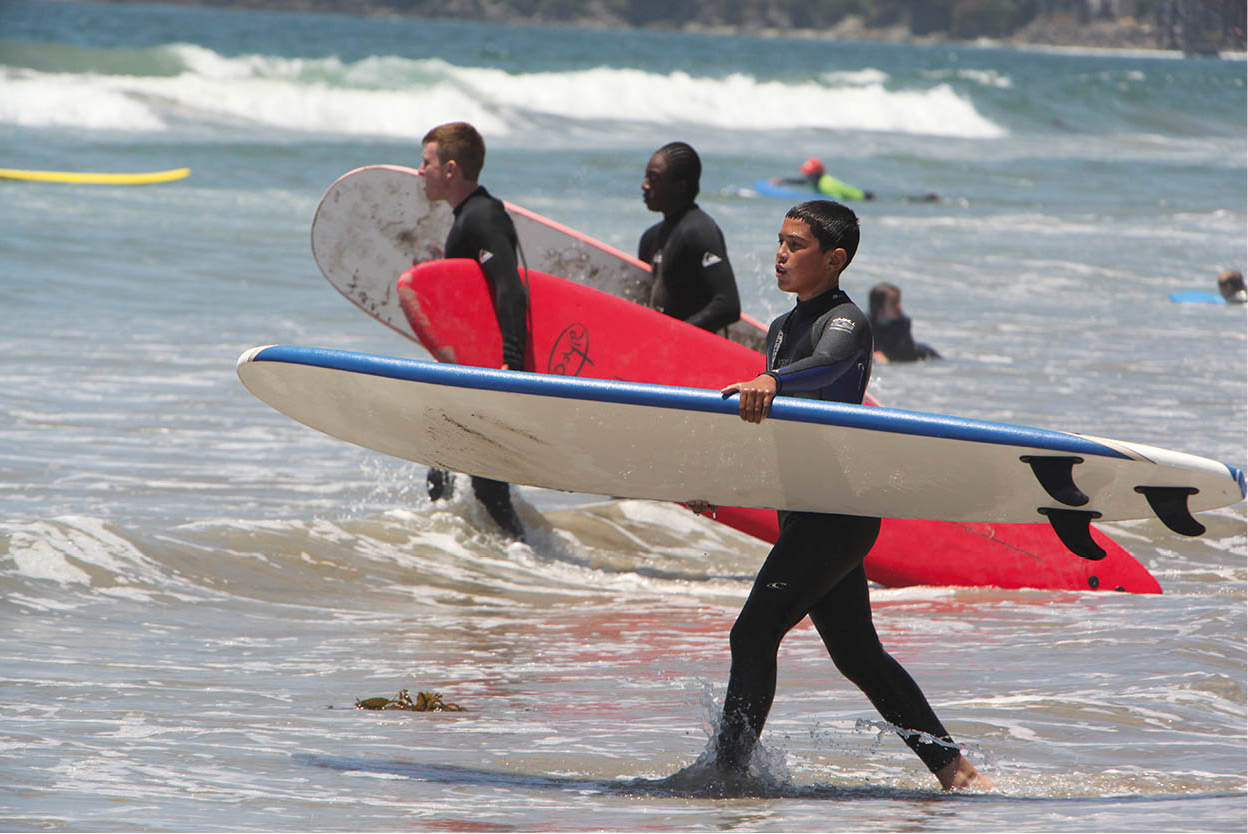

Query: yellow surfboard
[0,167,190,185]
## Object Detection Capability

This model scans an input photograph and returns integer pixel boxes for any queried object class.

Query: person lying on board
[771,157,875,202]
[772,158,942,204]
[638,142,742,335]
[417,121,527,540]
[690,199,992,792]
[868,281,942,363]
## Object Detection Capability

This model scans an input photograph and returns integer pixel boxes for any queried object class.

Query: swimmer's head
[800,157,826,177]
[1217,269,1245,302]
[869,282,903,322]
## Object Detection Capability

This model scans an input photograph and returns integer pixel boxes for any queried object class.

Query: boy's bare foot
[935,754,994,791]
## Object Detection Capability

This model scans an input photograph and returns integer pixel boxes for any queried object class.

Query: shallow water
[1,1,1245,830]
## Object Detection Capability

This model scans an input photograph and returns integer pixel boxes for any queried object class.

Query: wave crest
[0,43,1006,139]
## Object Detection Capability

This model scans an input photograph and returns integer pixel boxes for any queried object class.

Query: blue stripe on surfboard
[249,345,1142,462]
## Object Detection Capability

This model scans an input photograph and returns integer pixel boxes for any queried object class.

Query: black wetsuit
[427,185,528,539]
[444,186,528,371]
[716,287,961,775]
[873,315,940,362]
[638,203,740,333]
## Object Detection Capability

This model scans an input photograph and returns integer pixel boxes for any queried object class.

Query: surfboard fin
[1134,486,1205,536]
[1038,507,1106,560]
[1022,455,1089,507]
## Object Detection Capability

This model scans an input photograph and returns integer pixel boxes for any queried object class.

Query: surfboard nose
[1233,465,1246,500]
[236,345,277,368]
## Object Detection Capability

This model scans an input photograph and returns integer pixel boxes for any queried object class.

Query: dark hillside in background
[102,0,1247,54]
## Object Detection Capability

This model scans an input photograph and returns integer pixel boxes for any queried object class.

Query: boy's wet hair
[656,141,701,200]
[422,121,486,182]
[786,200,859,269]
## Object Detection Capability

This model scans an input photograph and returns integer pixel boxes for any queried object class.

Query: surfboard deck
[309,164,767,352]
[0,167,190,185]
[1169,290,1229,305]
[236,346,1244,552]
[397,259,764,384]
[750,178,813,200]
[397,259,1161,593]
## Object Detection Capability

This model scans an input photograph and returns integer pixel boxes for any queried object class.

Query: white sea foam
[6,534,93,585]
[3,517,146,585]
[451,63,1005,138]
[921,67,1014,88]
[0,46,1006,139]
[0,70,169,131]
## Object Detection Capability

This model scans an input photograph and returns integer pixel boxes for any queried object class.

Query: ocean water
[1,1,1246,829]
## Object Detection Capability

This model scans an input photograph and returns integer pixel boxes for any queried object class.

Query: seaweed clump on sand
[350,689,465,712]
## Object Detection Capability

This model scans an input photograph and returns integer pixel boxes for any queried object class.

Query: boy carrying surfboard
[699,200,992,791]
[417,121,528,540]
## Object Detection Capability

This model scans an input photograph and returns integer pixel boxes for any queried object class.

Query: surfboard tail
[707,506,1161,594]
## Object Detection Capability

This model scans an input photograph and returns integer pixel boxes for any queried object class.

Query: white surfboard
[309,164,767,351]
[237,346,1246,559]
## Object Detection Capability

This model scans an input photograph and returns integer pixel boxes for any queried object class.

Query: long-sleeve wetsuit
[428,185,528,539]
[638,204,740,334]
[716,287,961,775]
[763,287,872,402]
[778,174,869,201]
[444,186,528,372]
[872,314,940,362]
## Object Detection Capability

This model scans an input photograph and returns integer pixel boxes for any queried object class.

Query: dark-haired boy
[707,200,992,791]
[638,142,741,334]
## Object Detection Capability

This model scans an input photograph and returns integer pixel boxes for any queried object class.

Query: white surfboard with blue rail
[236,345,1245,560]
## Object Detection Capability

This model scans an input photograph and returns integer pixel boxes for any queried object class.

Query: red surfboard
[397,259,1161,594]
